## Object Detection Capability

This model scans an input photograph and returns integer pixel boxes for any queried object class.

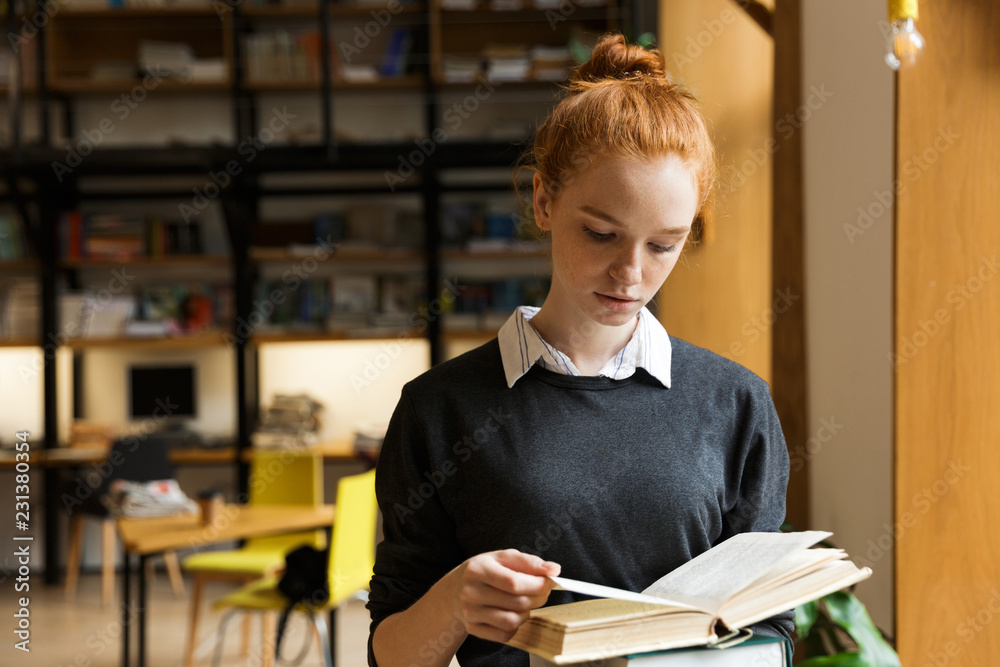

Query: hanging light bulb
[885,0,924,70]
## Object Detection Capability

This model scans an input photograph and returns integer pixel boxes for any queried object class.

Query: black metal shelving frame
[0,0,650,585]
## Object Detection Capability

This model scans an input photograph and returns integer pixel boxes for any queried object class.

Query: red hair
[515,32,716,241]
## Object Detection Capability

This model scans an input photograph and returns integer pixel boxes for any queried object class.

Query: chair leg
[211,608,241,667]
[183,574,204,667]
[101,519,116,606]
[163,550,185,596]
[312,617,324,658]
[262,612,275,667]
[64,516,85,601]
[313,613,334,667]
[240,612,251,657]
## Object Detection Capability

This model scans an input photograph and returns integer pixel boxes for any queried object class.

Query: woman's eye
[650,243,678,254]
[583,226,614,241]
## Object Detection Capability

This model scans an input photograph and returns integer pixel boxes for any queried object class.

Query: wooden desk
[116,504,336,667]
[0,439,361,468]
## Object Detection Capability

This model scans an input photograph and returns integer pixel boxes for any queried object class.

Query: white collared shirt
[496,305,672,389]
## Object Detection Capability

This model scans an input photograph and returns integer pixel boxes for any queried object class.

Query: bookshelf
[0,0,644,583]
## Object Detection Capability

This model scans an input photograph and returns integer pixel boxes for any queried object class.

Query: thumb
[496,549,561,577]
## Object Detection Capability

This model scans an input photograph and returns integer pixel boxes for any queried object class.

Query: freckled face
[533,153,700,328]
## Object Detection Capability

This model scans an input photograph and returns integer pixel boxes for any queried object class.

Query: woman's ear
[532,172,553,232]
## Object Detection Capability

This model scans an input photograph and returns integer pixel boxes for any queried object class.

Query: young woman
[367,32,793,667]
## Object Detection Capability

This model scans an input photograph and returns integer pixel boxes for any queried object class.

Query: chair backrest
[327,468,378,606]
[246,449,324,551]
[108,435,175,484]
[72,435,177,516]
[249,449,323,506]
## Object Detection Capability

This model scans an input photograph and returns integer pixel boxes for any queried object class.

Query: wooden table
[116,504,336,667]
[0,439,362,468]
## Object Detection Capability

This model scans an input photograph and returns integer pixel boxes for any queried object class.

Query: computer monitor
[128,364,196,421]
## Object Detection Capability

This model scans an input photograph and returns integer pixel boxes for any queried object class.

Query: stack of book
[244,30,322,83]
[136,40,226,83]
[441,54,484,83]
[531,45,574,81]
[484,43,531,82]
[0,279,40,340]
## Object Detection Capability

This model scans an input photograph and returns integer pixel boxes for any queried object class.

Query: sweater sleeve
[366,386,466,667]
[719,378,796,644]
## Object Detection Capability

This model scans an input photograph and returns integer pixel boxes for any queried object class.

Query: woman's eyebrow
[579,204,691,235]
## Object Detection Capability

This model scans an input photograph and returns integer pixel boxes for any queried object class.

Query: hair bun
[569,32,667,84]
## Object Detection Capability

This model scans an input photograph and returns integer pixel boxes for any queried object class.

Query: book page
[549,576,701,611]
[641,531,831,615]
[719,560,872,628]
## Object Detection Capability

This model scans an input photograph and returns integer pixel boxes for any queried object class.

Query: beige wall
[802,0,894,631]
[657,0,774,383]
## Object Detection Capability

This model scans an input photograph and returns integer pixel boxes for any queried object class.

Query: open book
[507,531,871,664]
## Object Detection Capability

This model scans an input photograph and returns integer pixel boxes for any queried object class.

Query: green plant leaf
[822,592,900,667]
[795,599,820,640]
[797,653,870,667]
[636,32,657,50]
[567,37,592,65]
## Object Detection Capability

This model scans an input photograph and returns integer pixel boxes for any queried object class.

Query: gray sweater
[367,336,794,666]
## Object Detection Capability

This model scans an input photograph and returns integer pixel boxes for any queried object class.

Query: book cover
[528,634,789,666]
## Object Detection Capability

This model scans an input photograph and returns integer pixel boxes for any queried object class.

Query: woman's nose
[609,246,643,285]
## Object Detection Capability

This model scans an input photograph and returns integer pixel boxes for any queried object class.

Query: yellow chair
[209,468,377,667]
[183,449,325,667]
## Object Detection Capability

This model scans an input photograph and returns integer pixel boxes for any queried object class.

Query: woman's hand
[450,549,561,643]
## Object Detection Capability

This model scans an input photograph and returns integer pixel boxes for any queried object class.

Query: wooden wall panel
[657,1,775,388]
[658,1,809,530]
[895,0,1000,661]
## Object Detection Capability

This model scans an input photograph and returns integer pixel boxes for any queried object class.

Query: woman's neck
[527,301,638,376]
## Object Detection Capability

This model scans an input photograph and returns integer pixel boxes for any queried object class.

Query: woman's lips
[596,293,638,311]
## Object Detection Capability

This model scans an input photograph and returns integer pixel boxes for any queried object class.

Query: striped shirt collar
[497,305,672,389]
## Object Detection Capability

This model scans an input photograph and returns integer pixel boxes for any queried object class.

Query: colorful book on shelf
[379,28,414,78]
[507,531,871,664]
[0,215,30,260]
